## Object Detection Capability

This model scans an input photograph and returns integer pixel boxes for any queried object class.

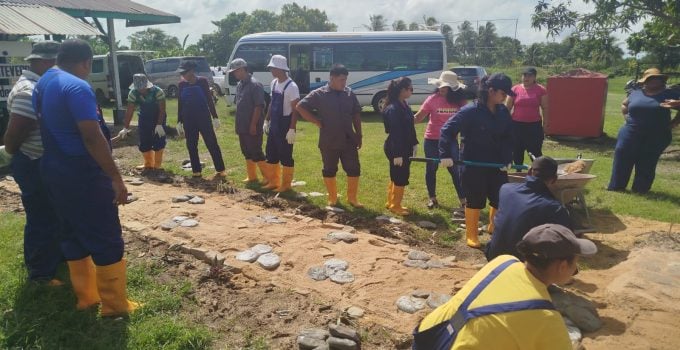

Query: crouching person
[413,224,596,349]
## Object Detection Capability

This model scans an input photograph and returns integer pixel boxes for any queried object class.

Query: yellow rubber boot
[276,166,294,192]
[347,176,364,208]
[488,206,497,235]
[242,160,258,183]
[323,177,338,206]
[389,186,410,215]
[67,256,101,310]
[153,149,164,169]
[136,151,154,170]
[385,181,394,209]
[263,163,281,190]
[465,208,481,248]
[256,161,270,185]
[96,259,140,317]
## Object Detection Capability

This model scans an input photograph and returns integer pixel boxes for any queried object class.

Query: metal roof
[0,0,180,26]
[0,3,102,35]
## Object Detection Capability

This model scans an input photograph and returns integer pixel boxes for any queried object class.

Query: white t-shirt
[270,77,300,116]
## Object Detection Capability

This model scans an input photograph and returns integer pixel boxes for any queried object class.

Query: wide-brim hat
[267,55,290,71]
[638,68,668,83]
[428,71,466,91]
[129,73,153,90]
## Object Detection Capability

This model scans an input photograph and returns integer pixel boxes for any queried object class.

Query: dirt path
[1,175,679,349]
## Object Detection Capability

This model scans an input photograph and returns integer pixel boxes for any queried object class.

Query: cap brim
[506,89,516,98]
[24,54,56,61]
[575,238,597,255]
[638,74,668,83]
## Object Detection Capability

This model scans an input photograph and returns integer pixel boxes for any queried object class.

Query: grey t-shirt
[234,75,265,135]
[298,84,361,150]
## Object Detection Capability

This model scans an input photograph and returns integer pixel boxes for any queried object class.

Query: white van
[144,56,214,98]
[88,51,147,104]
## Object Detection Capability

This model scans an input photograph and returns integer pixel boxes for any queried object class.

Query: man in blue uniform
[485,156,572,261]
[33,39,139,316]
[4,41,63,285]
[439,73,515,248]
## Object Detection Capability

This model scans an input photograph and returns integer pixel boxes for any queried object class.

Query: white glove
[263,120,271,134]
[440,158,454,168]
[393,157,404,166]
[154,125,166,137]
[499,163,512,172]
[212,118,220,129]
[117,128,131,140]
[176,123,184,136]
[412,145,418,158]
[286,129,296,144]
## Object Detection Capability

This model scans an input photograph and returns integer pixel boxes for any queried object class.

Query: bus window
[312,45,333,71]
[233,43,288,72]
[290,44,311,94]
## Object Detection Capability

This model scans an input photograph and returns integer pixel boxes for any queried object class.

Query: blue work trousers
[512,121,543,165]
[10,152,62,281]
[265,116,294,167]
[184,115,225,173]
[424,138,464,200]
[608,125,671,193]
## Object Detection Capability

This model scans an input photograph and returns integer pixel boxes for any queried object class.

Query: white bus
[226,31,446,112]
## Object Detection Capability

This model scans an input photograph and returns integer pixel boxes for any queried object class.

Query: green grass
[0,212,212,349]
[109,74,679,224]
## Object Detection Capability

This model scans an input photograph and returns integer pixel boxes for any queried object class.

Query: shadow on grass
[546,134,618,154]
[633,190,680,207]
[2,278,129,349]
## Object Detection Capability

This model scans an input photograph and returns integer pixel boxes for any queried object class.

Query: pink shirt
[510,83,547,123]
[420,94,465,140]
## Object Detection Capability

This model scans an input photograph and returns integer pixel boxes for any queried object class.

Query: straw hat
[637,68,668,83]
[428,71,466,91]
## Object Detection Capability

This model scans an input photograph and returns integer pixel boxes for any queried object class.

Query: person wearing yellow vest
[413,223,597,349]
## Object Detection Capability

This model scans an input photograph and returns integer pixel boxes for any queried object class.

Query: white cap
[267,55,290,72]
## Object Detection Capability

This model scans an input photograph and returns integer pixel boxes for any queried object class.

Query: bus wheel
[167,85,178,98]
[372,91,388,113]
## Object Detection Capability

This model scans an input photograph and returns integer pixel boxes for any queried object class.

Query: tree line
[82,1,677,72]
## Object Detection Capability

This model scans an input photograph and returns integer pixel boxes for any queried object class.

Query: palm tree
[392,20,408,31]
[364,15,387,31]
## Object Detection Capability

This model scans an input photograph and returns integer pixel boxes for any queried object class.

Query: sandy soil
[1,174,679,349]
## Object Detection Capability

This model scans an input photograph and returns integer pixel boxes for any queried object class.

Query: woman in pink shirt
[415,71,467,212]
[505,67,548,166]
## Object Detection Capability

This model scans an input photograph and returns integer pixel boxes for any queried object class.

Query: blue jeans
[424,139,464,200]
[10,152,62,281]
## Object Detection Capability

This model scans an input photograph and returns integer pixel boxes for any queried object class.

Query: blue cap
[487,73,516,97]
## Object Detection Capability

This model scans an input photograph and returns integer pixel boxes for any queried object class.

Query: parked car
[451,66,487,98]
[88,51,146,104]
[145,56,214,97]
[210,66,227,96]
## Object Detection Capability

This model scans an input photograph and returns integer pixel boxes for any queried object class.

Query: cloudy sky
[114,0,634,50]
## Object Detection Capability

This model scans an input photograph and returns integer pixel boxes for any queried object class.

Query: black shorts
[462,167,507,209]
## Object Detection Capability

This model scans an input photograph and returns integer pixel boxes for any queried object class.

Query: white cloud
[113,0,636,52]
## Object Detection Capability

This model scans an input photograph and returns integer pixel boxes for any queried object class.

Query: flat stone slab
[329,270,355,284]
[308,192,324,197]
[172,216,189,222]
[411,290,431,298]
[299,327,329,341]
[327,336,357,350]
[129,178,144,186]
[396,295,427,313]
[307,266,327,281]
[180,219,199,227]
[171,195,191,203]
[297,335,326,349]
[408,250,431,261]
[251,244,273,255]
[188,196,205,204]
[292,180,306,187]
[256,253,280,270]
[550,289,602,332]
[346,306,365,319]
[403,259,428,269]
[417,221,437,229]
[426,260,445,269]
[329,323,360,342]
[324,258,349,276]
[325,206,345,213]
[235,250,259,263]
[326,231,358,243]
[159,220,178,231]
[296,192,309,198]
[376,215,402,224]
[426,293,452,308]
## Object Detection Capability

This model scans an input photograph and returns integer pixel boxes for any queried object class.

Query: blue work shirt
[383,101,419,158]
[33,68,99,156]
[625,88,680,132]
[439,101,514,164]
[485,176,572,261]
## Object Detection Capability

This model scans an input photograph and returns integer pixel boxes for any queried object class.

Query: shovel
[410,157,529,171]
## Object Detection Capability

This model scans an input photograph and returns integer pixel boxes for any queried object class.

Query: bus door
[290,44,311,94]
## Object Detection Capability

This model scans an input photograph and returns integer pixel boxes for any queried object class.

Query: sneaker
[427,198,439,209]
